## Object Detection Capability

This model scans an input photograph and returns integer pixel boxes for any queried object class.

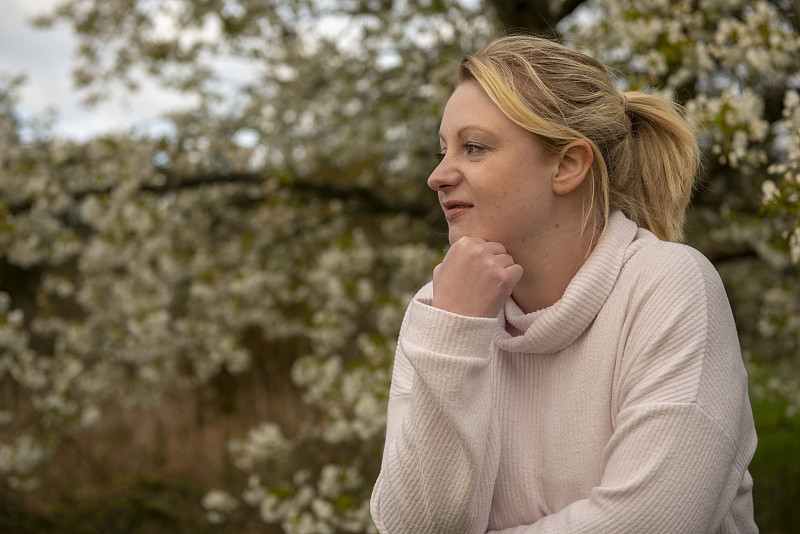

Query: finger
[481,241,508,255]
[487,253,515,268]
[506,263,524,282]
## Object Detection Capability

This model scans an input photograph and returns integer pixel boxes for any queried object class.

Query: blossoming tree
[1,0,799,532]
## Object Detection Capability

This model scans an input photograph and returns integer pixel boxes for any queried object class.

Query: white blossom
[202,489,238,524]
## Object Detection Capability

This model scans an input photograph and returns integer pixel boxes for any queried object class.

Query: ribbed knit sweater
[370,211,758,533]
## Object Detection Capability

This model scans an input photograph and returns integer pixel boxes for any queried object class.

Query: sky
[0,0,189,141]
[0,0,484,142]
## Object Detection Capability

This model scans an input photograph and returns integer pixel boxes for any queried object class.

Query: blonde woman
[370,35,757,533]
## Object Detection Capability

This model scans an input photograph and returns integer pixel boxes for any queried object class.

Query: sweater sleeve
[487,245,758,534]
[370,284,501,534]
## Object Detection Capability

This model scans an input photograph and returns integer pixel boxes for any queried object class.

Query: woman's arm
[370,287,501,534]
[372,237,522,533]
[487,404,754,533]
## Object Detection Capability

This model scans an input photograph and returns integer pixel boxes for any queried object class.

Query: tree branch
[6,171,431,219]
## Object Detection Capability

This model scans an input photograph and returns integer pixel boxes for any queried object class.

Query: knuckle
[452,237,474,252]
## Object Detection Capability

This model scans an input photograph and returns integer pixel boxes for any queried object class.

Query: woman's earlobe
[552,141,594,196]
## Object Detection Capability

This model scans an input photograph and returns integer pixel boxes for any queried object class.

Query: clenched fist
[432,237,523,318]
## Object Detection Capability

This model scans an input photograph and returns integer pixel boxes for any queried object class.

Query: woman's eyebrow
[458,126,493,137]
[439,125,495,141]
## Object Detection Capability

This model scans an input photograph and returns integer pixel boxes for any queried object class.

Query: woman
[370,35,757,533]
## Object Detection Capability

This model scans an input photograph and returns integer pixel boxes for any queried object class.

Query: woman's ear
[552,140,593,196]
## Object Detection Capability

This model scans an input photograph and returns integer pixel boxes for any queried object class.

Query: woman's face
[428,80,563,253]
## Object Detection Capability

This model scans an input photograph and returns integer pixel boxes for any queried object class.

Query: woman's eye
[434,144,483,161]
[465,143,483,155]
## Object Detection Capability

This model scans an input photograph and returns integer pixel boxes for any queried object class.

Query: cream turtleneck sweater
[370,212,757,533]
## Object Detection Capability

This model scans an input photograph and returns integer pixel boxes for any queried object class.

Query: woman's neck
[511,218,600,314]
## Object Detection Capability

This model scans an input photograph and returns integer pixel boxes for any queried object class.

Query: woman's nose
[427,156,462,191]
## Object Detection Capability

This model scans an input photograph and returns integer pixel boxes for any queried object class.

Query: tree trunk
[489,0,588,38]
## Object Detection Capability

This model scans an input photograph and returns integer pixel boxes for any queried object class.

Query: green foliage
[0,496,52,534]
[1,476,254,534]
[750,397,800,533]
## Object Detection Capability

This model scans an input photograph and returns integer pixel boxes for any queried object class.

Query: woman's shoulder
[620,227,727,298]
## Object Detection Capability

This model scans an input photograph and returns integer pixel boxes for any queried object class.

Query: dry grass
[1,348,306,534]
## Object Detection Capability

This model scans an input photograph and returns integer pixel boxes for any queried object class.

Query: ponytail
[460,36,700,241]
[607,92,700,241]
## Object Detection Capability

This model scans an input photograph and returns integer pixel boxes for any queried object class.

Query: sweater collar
[496,211,638,354]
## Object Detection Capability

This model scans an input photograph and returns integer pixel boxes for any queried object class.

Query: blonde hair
[459,35,700,242]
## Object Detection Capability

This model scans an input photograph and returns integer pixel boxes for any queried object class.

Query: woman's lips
[443,201,473,221]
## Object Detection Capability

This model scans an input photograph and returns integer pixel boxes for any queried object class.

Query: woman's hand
[432,237,523,318]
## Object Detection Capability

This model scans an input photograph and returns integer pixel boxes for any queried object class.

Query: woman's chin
[448,229,465,245]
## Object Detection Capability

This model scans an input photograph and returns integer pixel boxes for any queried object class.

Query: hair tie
[618,90,629,112]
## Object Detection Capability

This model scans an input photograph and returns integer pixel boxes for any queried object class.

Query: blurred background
[1,0,798,533]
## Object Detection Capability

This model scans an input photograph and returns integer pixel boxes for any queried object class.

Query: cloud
[0,0,192,141]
